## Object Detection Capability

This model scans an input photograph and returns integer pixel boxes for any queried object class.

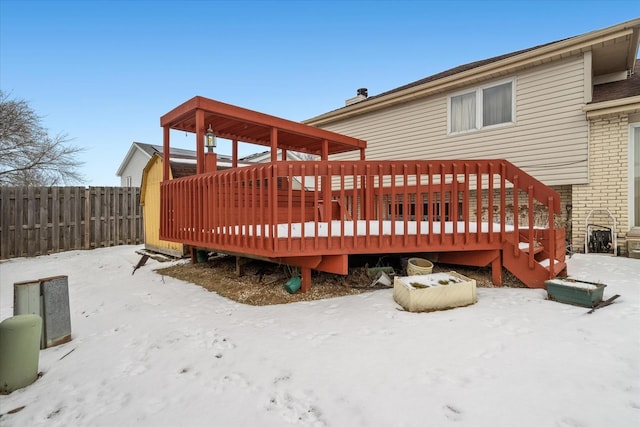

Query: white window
[125,176,132,187]
[449,80,514,133]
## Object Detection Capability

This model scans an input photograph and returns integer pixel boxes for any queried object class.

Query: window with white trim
[449,80,514,133]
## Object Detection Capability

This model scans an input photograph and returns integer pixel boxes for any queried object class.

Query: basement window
[449,80,514,134]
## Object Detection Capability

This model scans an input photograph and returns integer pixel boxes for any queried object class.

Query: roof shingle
[591,59,640,103]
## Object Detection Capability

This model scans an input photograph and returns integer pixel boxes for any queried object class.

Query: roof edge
[305,18,640,127]
[116,142,155,177]
[583,95,640,117]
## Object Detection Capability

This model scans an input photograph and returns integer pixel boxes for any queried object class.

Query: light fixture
[205,124,216,152]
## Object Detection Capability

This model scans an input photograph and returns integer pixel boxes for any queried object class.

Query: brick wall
[572,113,630,254]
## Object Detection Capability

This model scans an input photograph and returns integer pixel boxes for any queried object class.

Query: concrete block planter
[393,272,477,312]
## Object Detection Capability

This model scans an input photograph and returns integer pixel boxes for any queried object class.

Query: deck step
[518,242,543,254]
[538,258,567,275]
[503,240,567,288]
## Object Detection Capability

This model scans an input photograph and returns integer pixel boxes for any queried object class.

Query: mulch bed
[155,253,526,306]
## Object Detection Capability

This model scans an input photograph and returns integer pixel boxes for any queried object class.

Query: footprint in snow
[305,331,339,347]
[265,390,326,426]
[484,316,532,335]
[323,303,340,315]
[209,336,235,351]
[471,341,506,359]
[273,373,291,385]
[444,404,462,421]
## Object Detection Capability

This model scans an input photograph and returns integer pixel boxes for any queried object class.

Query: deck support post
[236,256,243,277]
[301,267,312,293]
[491,256,503,286]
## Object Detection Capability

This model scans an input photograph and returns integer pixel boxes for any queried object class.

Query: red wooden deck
[159,97,566,291]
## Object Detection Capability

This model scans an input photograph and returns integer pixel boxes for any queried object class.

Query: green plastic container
[196,250,209,263]
[0,314,42,394]
[284,277,301,294]
[545,278,606,308]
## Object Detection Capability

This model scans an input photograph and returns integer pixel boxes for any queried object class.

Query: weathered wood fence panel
[0,186,143,259]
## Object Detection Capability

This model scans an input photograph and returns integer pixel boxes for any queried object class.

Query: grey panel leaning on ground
[40,276,72,347]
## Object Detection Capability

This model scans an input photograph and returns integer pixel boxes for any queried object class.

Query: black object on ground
[587,294,620,314]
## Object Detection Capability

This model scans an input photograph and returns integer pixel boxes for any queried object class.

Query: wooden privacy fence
[0,186,143,259]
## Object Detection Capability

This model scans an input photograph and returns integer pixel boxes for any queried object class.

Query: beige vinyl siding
[321,55,588,187]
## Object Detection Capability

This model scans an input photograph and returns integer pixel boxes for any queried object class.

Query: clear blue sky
[1,0,638,186]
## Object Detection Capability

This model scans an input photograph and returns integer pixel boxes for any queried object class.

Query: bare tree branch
[0,90,85,186]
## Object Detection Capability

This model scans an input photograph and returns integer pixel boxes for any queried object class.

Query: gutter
[583,95,640,118]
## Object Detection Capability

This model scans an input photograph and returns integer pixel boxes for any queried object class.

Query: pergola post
[162,126,170,181]
[270,128,278,162]
[195,109,205,174]
[321,139,329,161]
[232,139,238,168]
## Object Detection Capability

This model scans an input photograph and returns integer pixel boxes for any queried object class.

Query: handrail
[160,159,563,277]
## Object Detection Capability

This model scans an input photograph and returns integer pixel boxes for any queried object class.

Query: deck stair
[502,230,567,288]
[437,228,566,289]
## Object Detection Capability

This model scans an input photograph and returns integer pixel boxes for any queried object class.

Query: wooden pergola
[160,96,367,178]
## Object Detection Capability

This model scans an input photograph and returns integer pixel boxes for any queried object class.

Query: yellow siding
[142,156,184,256]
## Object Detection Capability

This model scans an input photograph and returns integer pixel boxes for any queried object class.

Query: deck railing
[161,159,562,273]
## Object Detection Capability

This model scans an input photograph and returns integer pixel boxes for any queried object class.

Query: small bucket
[284,277,301,294]
[196,250,208,263]
[407,258,433,275]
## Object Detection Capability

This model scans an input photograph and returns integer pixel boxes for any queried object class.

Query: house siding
[321,55,589,188]
[120,150,151,187]
[572,112,630,254]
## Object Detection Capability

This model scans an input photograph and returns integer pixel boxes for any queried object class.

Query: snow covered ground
[0,246,638,427]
